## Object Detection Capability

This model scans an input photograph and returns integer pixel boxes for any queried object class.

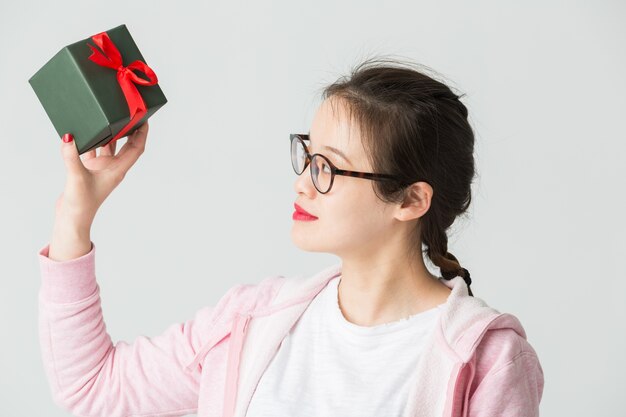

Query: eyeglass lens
[291,137,333,193]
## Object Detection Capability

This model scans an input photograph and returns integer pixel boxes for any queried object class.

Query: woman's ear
[394,182,433,222]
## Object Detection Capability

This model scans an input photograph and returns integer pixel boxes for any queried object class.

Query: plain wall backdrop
[1,0,624,416]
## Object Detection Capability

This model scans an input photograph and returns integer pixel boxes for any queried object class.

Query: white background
[1,1,624,416]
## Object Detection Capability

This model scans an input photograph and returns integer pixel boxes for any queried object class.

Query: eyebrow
[307,130,352,165]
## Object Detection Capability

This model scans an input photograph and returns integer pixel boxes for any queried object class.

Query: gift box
[28,24,167,155]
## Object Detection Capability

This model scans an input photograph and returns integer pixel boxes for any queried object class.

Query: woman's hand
[55,122,149,227]
[48,122,149,261]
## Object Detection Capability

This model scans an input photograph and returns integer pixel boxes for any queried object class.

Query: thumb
[60,133,86,175]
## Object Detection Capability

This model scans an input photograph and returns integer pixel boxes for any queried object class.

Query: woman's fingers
[99,138,117,157]
[80,148,97,161]
[108,122,148,177]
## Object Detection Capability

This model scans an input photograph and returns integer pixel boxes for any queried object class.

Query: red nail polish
[62,133,73,143]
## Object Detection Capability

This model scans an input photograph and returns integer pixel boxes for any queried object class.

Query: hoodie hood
[256,262,526,361]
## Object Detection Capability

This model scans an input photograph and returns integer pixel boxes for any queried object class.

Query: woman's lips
[293,203,318,221]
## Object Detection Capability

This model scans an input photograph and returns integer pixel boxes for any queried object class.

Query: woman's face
[291,97,401,260]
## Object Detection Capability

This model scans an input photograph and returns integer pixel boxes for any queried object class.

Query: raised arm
[39,124,214,416]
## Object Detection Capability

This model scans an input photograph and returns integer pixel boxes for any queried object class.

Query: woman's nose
[293,164,316,196]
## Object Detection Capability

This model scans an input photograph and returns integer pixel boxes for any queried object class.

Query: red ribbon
[87,31,158,143]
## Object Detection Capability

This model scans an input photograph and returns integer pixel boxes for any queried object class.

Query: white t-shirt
[245,275,446,417]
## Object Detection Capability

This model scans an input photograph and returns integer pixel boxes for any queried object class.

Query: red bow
[87,31,158,143]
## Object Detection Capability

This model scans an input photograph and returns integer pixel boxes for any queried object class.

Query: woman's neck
[336,259,451,327]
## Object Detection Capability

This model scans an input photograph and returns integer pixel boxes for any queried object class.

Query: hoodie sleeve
[37,241,217,417]
[467,329,545,417]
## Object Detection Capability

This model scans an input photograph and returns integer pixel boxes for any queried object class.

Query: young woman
[38,58,544,417]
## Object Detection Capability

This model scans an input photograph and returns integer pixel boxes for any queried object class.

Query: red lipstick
[293,203,318,221]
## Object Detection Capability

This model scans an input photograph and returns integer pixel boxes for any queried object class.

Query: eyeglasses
[290,133,407,194]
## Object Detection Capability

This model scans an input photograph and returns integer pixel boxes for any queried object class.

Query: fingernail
[62,133,73,143]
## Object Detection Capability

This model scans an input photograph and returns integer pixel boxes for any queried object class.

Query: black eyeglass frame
[290,133,414,194]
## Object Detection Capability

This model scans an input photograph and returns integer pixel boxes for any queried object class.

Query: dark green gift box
[28,24,167,155]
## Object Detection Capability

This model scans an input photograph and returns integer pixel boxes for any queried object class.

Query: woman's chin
[290,227,320,252]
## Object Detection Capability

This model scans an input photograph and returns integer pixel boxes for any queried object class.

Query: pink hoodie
[38,241,544,417]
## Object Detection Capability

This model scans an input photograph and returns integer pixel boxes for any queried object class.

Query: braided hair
[321,57,476,296]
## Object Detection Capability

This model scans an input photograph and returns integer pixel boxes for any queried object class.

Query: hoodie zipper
[446,359,476,417]
[222,312,252,417]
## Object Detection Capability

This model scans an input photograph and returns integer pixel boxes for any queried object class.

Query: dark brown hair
[321,57,476,296]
